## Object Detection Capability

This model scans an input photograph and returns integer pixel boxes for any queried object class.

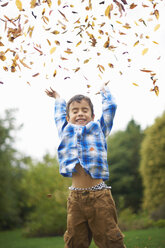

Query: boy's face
[66,99,94,126]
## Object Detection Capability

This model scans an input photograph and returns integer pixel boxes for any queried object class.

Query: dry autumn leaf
[53,69,57,77]
[76,41,82,47]
[154,24,160,31]
[154,9,159,20]
[105,4,113,19]
[30,0,36,8]
[142,48,148,55]
[32,73,40,77]
[15,0,23,11]
[150,86,159,96]
[50,47,56,54]
[140,69,152,73]
[130,3,137,9]
[132,82,139,86]
[133,40,139,47]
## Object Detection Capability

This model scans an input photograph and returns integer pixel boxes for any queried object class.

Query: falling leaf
[34,46,43,55]
[47,194,52,198]
[19,59,31,69]
[84,59,91,64]
[64,48,73,54]
[154,9,159,20]
[42,16,49,24]
[60,56,68,60]
[116,20,122,24]
[55,40,60,46]
[73,67,80,72]
[0,41,4,46]
[103,37,110,48]
[27,81,31,86]
[130,3,137,9]
[58,0,61,6]
[58,10,68,22]
[134,21,139,26]
[53,69,57,77]
[46,0,52,8]
[3,66,8,71]
[150,86,159,96]
[30,0,37,8]
[51,30,60,35]
[119,31,126,35]
[97,64,105,73]
[123,23,131,29]
[105,4,113,19]
[108,63,114,68]
[85,15,88,22]
[133,40,139,47]
[142,4,149,8]
[47,39,51,46]
[1,2,9,7]
[32,73,40,77]
[27,26,34,38]
[154,24,160,31]
[15,0,23,11]
[76,41,82,47]
[50,47,56,54]
[152,41,159,45]
[138,18,146,26]
[142,48,148,55]
[132,82,139,86]
[140,69,152,73]
[0,52,6,61]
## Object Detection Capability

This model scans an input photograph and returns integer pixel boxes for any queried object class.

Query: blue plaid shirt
[54,86,117,181]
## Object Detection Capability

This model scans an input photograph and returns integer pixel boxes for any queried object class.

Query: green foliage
[118,208,154,231]
[22,154,71,237]
[0,109,24,229]
[153,219,165,228]
[140,112,165,214]
[107,119,144,212]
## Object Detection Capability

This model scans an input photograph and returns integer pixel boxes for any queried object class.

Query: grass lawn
[0,228,165,248]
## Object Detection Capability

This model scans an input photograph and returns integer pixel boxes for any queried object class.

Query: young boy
[45,85,125,248]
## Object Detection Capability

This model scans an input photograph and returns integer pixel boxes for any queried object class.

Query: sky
[0,0,165,160]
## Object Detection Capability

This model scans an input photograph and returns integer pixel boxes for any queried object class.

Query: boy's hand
[45,87,60,99]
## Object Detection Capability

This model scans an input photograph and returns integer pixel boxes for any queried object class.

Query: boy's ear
[92,114,95,121]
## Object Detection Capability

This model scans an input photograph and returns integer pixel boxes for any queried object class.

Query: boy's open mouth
[76,119,86,124]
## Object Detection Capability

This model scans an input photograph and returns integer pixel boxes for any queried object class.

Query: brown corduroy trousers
[64,189,126,248]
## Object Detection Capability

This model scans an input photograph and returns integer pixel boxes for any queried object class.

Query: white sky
[0,0,165,159]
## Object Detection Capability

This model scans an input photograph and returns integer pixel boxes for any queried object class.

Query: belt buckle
[82,191,89,196]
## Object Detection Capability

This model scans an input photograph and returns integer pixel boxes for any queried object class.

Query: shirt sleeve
[54,98,68,139]
[99,86,117,137]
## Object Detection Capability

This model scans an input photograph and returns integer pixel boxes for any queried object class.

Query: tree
[107,119,144,212]
[140,112,165,215]
[21,154,71,237]
[0,109,24,229]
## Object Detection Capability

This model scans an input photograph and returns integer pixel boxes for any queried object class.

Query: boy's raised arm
[99,84,117,137]
[45,87,67,138]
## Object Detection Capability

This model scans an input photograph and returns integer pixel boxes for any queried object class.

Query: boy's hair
[66,95,94,118]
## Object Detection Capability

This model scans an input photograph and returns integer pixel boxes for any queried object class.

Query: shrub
[118,208,154,231]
